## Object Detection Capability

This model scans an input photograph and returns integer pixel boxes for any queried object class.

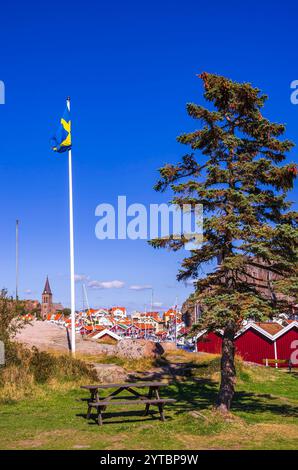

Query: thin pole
[83,283,93,328]
[67,97,76,355]
[82,284,85,312]
[150,288,153,311]
[83,284,90,313]
[16,220,19,301]
[175,297,178,347]
[150,288,153,339]
[144,304,147,339]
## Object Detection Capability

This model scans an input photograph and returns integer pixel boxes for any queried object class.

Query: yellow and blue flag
[51,105,71,153]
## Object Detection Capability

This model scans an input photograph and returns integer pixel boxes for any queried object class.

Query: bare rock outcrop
[15,321,165,361]
[160,341,178,352]
[15,320,115,355]
[91,363,127,383]
[115,339,164,360]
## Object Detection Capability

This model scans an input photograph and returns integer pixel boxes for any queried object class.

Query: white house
[110,307,127,318]
[90,329,122,343]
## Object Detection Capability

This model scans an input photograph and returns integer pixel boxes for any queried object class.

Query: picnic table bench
[262,358,293,371]
[80,381,175,425]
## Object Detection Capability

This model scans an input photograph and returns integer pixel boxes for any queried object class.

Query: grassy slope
[0,352,297,450]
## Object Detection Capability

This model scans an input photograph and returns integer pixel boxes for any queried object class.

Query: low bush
[0,342,97,401]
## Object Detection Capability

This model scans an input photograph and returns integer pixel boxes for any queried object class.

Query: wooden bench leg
[87,390,96,419]
[144,387,154,416]
[87,404,92,420]
[97,407,104,426]
[158,404,165,422]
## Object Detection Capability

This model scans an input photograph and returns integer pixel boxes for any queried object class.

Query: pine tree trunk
[217,321,236,413]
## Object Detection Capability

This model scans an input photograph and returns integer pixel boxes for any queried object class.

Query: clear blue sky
[0,0,297,311]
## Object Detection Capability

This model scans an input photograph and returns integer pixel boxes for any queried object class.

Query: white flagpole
[16,219,19,301]
[67,96,76,355]
[175,296,178,347]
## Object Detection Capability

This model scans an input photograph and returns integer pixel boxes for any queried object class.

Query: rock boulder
[91,363,127,383]
[115,339,164,360]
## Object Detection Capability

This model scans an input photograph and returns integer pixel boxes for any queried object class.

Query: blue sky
[0,0,297,311]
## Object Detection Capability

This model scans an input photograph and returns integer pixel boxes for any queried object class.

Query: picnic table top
[81,381,168,390]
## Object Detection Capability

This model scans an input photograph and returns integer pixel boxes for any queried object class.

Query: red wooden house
[126,324,141,337]
[196,321,298,367]
[110,324,129,336]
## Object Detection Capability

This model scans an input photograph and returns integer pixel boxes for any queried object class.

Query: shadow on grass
[77,409,173,426]
[127,356,213,382]
[287,370,298,379]
[164,378,298,419]
[137,357,298,419]
[78,357,298,426]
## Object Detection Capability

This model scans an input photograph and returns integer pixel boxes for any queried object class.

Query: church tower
[41,276,53,319]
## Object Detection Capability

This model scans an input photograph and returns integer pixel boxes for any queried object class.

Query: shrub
[0,342,97,401]
[29,348,57,383]
[28,347,97,384]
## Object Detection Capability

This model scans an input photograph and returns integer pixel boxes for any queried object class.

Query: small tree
[62,308,71,317]
[150,73,298,412]
[0,289,25,346]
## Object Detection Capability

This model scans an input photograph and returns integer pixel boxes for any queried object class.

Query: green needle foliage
[150,73,298,411]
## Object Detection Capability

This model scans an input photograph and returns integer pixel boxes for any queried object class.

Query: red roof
[84,325,94,331]
[86,308,98,316]
[179,327,190,335]
[95,325,105,331]
[256,322,284,335]
[134,323,155,330]
[87,331,98,338]
[145,312,161,321]
[110,306,126,314]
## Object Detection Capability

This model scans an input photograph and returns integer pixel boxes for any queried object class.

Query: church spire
[43,276,52,295]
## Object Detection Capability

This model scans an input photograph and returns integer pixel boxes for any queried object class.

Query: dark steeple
[43,276,52,295]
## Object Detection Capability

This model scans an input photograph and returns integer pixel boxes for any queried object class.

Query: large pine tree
[150,73,298,412]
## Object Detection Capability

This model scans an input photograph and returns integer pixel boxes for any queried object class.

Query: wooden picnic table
[80,381,175,425]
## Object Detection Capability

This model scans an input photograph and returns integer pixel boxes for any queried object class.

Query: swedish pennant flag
[51,104,71,153]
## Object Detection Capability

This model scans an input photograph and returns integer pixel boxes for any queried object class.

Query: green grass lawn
[0,353,297,450]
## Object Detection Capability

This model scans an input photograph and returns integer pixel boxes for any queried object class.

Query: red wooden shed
[196,321,298,367]
[275,323,298,366]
